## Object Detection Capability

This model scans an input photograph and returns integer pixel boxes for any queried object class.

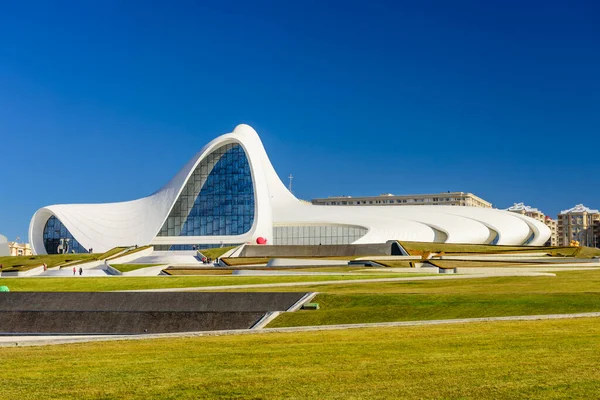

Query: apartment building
[506,203,558,246]
[311,192,492,208]
[557,204,600,247]
[9,241,32,256]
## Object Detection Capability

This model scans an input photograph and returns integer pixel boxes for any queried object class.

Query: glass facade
[154,244,242,251]
[43,216,89,254]
[157,143,255,238]
[273,225,368,245]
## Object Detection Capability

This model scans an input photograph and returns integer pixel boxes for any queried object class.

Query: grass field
[110,264,164,273]
[235,269,600,294]
[221,255,361,266]
[0,253,97,271]
[106,245,152,260]
[219,269,600,327]
[0,247,133,271]
[428,259,598,269]
[268,292,600,327]
[198,246,237,259]
[1,318,599,399]
[164,266,386,275]
[399,241,600,258]
[0,273,410,292]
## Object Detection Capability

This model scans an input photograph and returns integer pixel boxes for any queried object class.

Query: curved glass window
[273,225,368,245]
[158,143,255,237]
[43,216,89,254]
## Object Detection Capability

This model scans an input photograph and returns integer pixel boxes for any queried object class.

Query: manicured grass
[398,241,600,258]
[164,269,233,275]
[221,257,270,265]
[0,247,134,271]
[369,260,414,268]
[1,318,599,399]
[268,292,600,327]
[110,264,164,273]
[106,245,152,260]
[221,255,359,266]
[428,259,591,269]
[198,246,237,259]
[577,246,600,258]
[237,269,600,294]
[97,247,128,259]
[0,254,97,271]
[0,273,409,292]
[165,266,381,276]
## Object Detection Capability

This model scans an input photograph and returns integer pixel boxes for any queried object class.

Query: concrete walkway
[1,311,598,347]
[130,250,199,265]
[123,271,556,292]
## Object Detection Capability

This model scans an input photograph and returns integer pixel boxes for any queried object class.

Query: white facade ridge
[29,124,551,254]
[506,203,540,213]
[507,202,541,213]
[559,204,600,215]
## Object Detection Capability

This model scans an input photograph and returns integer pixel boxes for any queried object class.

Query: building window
[43,216,89,254]
[273,225,368,245]
[157,143,255,237]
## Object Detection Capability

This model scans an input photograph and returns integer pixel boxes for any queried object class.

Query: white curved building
[29,124,550,254]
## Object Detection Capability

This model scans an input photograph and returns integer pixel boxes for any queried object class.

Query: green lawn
[399,241,600,258]
[0,247,133,271]
[198,246,237,259]
[237,269,600,294]
[0,254,97,271]
[110,264,164,273]
[0,273,411,292]
[106,245,153,260]
[268,292,600,327]
[428,259,597,269]
[1,318,599,399]
[165,266,385,275]
[97,247,128,259]
[221,255,360,266]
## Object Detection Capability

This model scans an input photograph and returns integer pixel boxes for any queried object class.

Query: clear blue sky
[1,0,599,242]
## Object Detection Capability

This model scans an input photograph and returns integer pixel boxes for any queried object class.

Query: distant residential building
[594,220,600,248]
[557,204,600,247]
[311,192,492,208]
[506,203,558,246]
[544,216,558,246]
[8,241,32,257]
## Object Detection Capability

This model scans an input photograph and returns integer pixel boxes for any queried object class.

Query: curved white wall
[29,124,551,254]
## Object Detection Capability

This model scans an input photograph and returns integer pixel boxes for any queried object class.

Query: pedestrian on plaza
[72,267,76,275]
[79,267,83,276]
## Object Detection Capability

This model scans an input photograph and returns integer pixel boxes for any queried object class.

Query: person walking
[72,266,76,275]
[79,267,83,276]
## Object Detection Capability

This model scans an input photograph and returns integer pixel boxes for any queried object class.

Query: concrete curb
[286,292,319,312]
[250,311,281,329]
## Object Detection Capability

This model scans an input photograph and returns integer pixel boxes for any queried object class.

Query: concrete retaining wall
[0,292,308,335]
[0,292,307,312]
[1,265,45,277]
[0,311,266,334]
